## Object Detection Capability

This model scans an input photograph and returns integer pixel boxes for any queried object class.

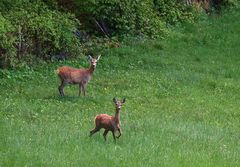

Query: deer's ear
[113,97,117,103]
[122,98,126,103]
[88,55,93,60]
[97,55,101,61]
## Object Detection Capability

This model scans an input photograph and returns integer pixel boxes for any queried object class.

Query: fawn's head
[113,97,126,110]
[88,55,101,69]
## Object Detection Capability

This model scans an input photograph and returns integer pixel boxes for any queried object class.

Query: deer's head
[113,97,126,110]
[88,55,101,69]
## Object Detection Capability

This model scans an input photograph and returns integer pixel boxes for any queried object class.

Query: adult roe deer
[90,97,126,142]
[56,55,101,96]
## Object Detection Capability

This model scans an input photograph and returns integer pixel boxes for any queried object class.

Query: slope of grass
[1,9,240,167]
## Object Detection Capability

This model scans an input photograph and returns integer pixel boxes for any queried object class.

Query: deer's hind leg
[89,127,100,137]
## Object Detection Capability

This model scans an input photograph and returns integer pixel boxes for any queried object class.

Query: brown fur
[90,97,126,142]
[57,55,100,96]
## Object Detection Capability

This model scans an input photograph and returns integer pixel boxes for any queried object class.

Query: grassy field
[1,9,240,167]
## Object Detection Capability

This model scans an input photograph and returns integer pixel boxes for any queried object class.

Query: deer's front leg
[116,127,122,138]
[82,82,87,96]
[59,81,66,96]
[111,130,116,143]
[78,83,82,96]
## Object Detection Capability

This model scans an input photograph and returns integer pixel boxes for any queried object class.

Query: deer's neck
[114,108,121,124]
[88,65,95,74]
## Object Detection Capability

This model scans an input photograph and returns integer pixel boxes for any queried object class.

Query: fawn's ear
[113,97,117,103]
[88,55,93,60]
[122,98,126,103]
[97,55,101,61]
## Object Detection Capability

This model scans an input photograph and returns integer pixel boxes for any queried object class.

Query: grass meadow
[1,9,240,167]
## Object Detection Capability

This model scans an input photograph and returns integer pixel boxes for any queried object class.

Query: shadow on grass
[42,94,102,104]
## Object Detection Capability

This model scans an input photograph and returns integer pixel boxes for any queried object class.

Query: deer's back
[57,66,88,84]
[95,114,115,130]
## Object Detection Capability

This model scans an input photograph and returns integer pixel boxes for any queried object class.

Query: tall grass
[1,9,240,167]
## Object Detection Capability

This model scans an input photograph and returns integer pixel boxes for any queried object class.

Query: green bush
[220,0,238,8]
[74,0,167,38]
[0,14,16,68]
[0,0,238,68]
[0,1,81,68]
[153,0,199,25]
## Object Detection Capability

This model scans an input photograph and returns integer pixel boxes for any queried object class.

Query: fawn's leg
[116,128,122,138]
[89,127,100,137]
[111,131,116,143]
[103,130,109,141]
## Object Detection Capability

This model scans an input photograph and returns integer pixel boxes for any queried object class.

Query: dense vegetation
[0,0,238,68]
[0,0,80,68]
[1,6,240,166]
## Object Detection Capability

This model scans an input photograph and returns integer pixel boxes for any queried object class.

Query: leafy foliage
[74,0,167,38]
[0,14,16,68]
[0,1,81,68]
[0,0,239,68]
[154,0,199,25]
[220,0,239,8]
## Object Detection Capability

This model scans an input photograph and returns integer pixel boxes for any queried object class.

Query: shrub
[153,0,199,25]
[0,1,81,68]
[73,0,167,38]
[219,0,238,8]
[0,14,16,68]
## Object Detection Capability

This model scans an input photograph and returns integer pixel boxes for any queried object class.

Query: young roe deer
[90,97,126,142]
[56,55,101,96]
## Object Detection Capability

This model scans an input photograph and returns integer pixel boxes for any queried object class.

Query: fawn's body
[90,97,125,142]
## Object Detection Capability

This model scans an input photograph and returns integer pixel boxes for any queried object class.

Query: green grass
[1,9,240,167]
